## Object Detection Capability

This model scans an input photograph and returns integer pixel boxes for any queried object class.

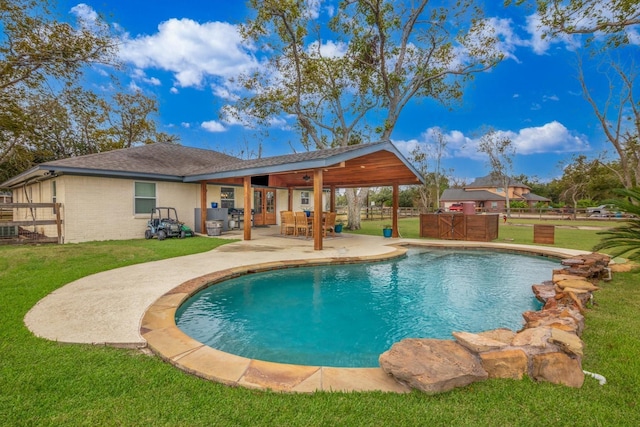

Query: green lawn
[1,227,639,426]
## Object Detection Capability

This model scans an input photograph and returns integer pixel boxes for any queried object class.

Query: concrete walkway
[24,227,588,392]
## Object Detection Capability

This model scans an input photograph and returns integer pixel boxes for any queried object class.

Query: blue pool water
[175,248,558,367]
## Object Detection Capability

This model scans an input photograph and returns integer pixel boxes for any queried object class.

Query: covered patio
[186,141,424,250]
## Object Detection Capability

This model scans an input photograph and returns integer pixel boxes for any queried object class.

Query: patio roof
[184,141,423,188]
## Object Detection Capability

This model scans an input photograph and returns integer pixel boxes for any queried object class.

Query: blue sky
[59,1,639,182]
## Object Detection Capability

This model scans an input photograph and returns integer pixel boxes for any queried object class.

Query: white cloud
[170,87,179,94]
[201,120,226,132]
[70,3,99,25]
[307,40,348,58]
[119,18,258,88]
[511,121,589,154]
[523,14,581,55]
[131,68,161,86]
[394,121,589,161]
[181,122,190,128]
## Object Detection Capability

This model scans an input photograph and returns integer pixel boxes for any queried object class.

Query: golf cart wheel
[158,230,167,241]
[180,230,186,239]
[145,229,152,240]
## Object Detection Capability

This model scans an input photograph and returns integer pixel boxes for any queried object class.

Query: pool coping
[141,241,585,393]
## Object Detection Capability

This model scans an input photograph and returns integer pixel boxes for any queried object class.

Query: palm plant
[593,188,640,260]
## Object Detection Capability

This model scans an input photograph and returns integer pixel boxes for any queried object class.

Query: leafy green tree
[593,188,640,260]
[0,0,116,164]
[0,1,177,183]
[231,0,503,229]
[557,155,600,217]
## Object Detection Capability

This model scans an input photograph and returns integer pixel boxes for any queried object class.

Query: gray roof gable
[40,143,241,177]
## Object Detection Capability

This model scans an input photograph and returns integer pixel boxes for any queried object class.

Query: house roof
[466,175,530,190]
[521,192,551,202]
[441,189,505,202]
[1,141,424,189]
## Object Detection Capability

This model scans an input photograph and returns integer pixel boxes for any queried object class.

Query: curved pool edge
[141,241,588,393]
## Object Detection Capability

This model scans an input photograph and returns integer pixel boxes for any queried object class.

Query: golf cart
[145,207,194,240]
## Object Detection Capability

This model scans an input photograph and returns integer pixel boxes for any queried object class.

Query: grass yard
[1,224,639,426]
[349,217,608,250]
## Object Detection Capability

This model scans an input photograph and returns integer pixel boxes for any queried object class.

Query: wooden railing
[0,203,63,244]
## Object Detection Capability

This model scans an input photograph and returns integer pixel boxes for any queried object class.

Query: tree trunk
[345,188,369,230]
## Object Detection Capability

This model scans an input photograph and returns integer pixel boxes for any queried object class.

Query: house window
[497,187,504,194]
[300,191,310,206]
[134,182,156,214]
[220,187,235,209]
[491,201,498,209]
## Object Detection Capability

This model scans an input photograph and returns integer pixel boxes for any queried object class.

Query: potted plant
[334,219,343,233]
[382,224,392,238]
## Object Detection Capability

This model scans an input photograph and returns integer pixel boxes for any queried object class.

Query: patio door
[253,188,277,226]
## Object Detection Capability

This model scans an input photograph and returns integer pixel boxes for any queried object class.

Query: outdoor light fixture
[302,174,311,182]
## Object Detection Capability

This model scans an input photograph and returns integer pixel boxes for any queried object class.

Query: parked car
[448,203,464,212]
[586,204,618,217]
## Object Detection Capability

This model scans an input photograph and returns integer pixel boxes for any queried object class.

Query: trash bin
[206,220,223,236]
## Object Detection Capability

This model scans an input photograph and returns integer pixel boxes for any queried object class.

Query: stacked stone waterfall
[379,253,611,394]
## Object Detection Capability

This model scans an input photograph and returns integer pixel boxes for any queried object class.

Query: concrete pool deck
[24,227,590,393]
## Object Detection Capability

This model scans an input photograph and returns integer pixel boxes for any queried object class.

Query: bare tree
[410,128,449,212]
[578,53,639,189]
[478,129,515,217]
[506,0,640,47]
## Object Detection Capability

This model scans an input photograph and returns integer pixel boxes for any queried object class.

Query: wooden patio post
[313,169,323,250]
[288,187,294,211]
[329,185,336,213]
[243,176,252,241]
[200,182,207,234]
[392,182,399,238]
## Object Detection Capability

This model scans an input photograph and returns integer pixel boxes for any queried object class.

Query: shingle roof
[521,192,550,202]
[1,140,423,188]
[440,189,505,202]
[187,142,386,174]
[466,175,530,189]
[40,143,240,177]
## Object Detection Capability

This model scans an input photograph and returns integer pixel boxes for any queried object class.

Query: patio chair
[323,211,337,237]
[281,211,296,235]
[294,211,311,238]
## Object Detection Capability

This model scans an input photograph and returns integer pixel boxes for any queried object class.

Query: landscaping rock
[554,278,599,292]
[532,352,584,388]
[532,283,556,303]
[478,328,516,344]
[549,328,584,357]
[452,331,509,353]
[379,338,488,394]
[522,309,581,334]
[512,327,552,349]
[480,349,528,379]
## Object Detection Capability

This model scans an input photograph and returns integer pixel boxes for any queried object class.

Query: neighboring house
[440,175,550,212]
[1,141,422,244]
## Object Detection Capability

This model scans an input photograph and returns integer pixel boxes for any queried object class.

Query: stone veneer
[379,253,611,393]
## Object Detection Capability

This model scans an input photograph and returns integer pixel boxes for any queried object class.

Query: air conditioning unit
[0,225,18,238]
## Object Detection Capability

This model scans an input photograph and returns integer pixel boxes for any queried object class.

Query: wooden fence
[0,203,63,244]
[336,206,422,220]
[420,213,499,242]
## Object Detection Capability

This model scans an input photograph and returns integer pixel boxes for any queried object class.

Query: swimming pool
[176,247,558,367]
